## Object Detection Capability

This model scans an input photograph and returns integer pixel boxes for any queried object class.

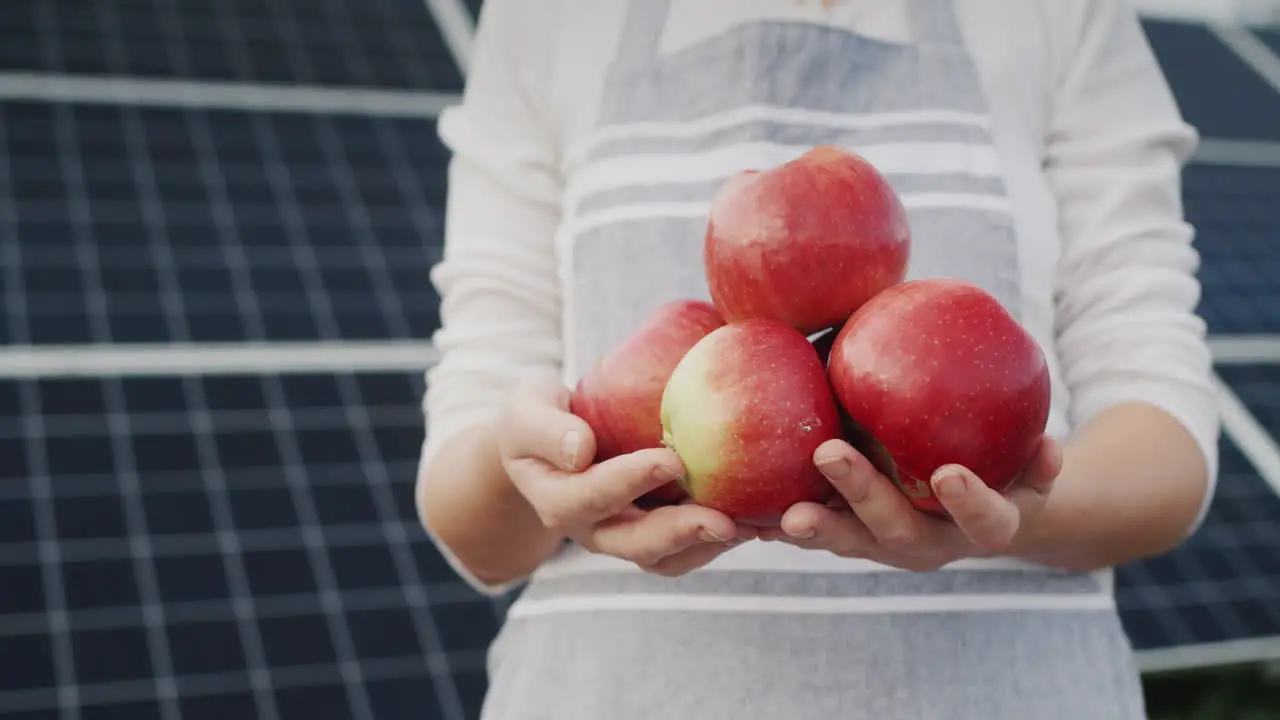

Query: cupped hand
[757,435,1063,571]
[497,378,756,577]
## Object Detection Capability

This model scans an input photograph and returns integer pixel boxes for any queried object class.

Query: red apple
[660,319,842,522]
[703,145,911,335]
[570,299,726,504]
[826,278,1051,516]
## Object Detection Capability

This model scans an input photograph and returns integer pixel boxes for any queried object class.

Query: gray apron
[564,0,1022,383]
[484,2,1147,718]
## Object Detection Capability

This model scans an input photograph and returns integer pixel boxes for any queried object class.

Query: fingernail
[786,527,816,539]
[653,464,680,481]
[816,456,850,480]
[932,469,966,500]
[698,527,730,542]
[560,430,580,469]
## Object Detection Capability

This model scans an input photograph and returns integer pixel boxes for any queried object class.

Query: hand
[497,377,756,576]
[758,436,1063,571]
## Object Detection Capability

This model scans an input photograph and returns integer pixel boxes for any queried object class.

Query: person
[416,0,1221,717]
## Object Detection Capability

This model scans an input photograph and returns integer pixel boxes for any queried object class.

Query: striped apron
[481,1,1150,717]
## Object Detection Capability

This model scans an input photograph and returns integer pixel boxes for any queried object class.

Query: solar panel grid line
[182,98,277,346]
[0,342,440,379]
[332,372,469,720]
[1213,24,1280,95]
[105,48,205,351]
[0,650,486,718]
[0,519,430,567]
[421,0,476,76]
[256,374,379,720]
[48,106,114,349]
[100,377,186,720]
[0,110,29,347]
[339,103,454,339]
[1210,335,1280,364]
[1137,636,1280,674]
[1213,373,1280,497]
[305,116,414,340]
[178,372,289,720]
[19,381,83,719]
[0,584,473,642]
[1193,137,1280,167]
[0,72,460,118]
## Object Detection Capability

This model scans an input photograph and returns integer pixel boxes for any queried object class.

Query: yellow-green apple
[570,299,726,504]
[703,145,911,335]
[660,319,842,522]
[826,278,1052,516]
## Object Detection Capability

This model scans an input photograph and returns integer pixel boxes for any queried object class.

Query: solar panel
[0,100,447,345]
[1143,20,1280,141]
[0,371,500,720]
[1183,165,1280,335]
[1115,432,1280,657]
[0,0,464,91]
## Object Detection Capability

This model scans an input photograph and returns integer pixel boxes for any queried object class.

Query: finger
[775,502,875,556]
[814,440,948,553]
[642,538,746,577]
[1024,435,1064,491]
[590,503,740,568]
[501,379,596,471]
[997,437,1062,526]
[930,465,1022,553]
[526,447,685,531]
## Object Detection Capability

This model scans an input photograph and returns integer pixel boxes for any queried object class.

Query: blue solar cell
[1184,165,1280,334]
[0,0,464,91]
[1143,20,1280,140]
[0,101,446,345]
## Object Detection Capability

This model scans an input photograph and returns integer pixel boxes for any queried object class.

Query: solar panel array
[0,3,1278,718]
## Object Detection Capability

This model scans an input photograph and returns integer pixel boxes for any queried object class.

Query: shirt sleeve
[417,0,566,594]
[1044,0,1221,536]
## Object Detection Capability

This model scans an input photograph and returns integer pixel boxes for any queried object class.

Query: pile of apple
[570,146,1051,523]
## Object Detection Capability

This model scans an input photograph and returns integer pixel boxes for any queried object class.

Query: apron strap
[615,0,672,65]
[906,0,965,46]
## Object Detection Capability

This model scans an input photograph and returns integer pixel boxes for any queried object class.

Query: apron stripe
[574,175,1008,217]
[571,195,1013,236]
[518,567,1107,600]
[506,592,1118,620]
[578,106,993,162]
[570,140,1004,203]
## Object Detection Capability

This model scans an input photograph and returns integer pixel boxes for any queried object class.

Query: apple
[660,319,842,522]
[826,278,1051,516]
[570,299,726,504]
[703,145,911,335]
